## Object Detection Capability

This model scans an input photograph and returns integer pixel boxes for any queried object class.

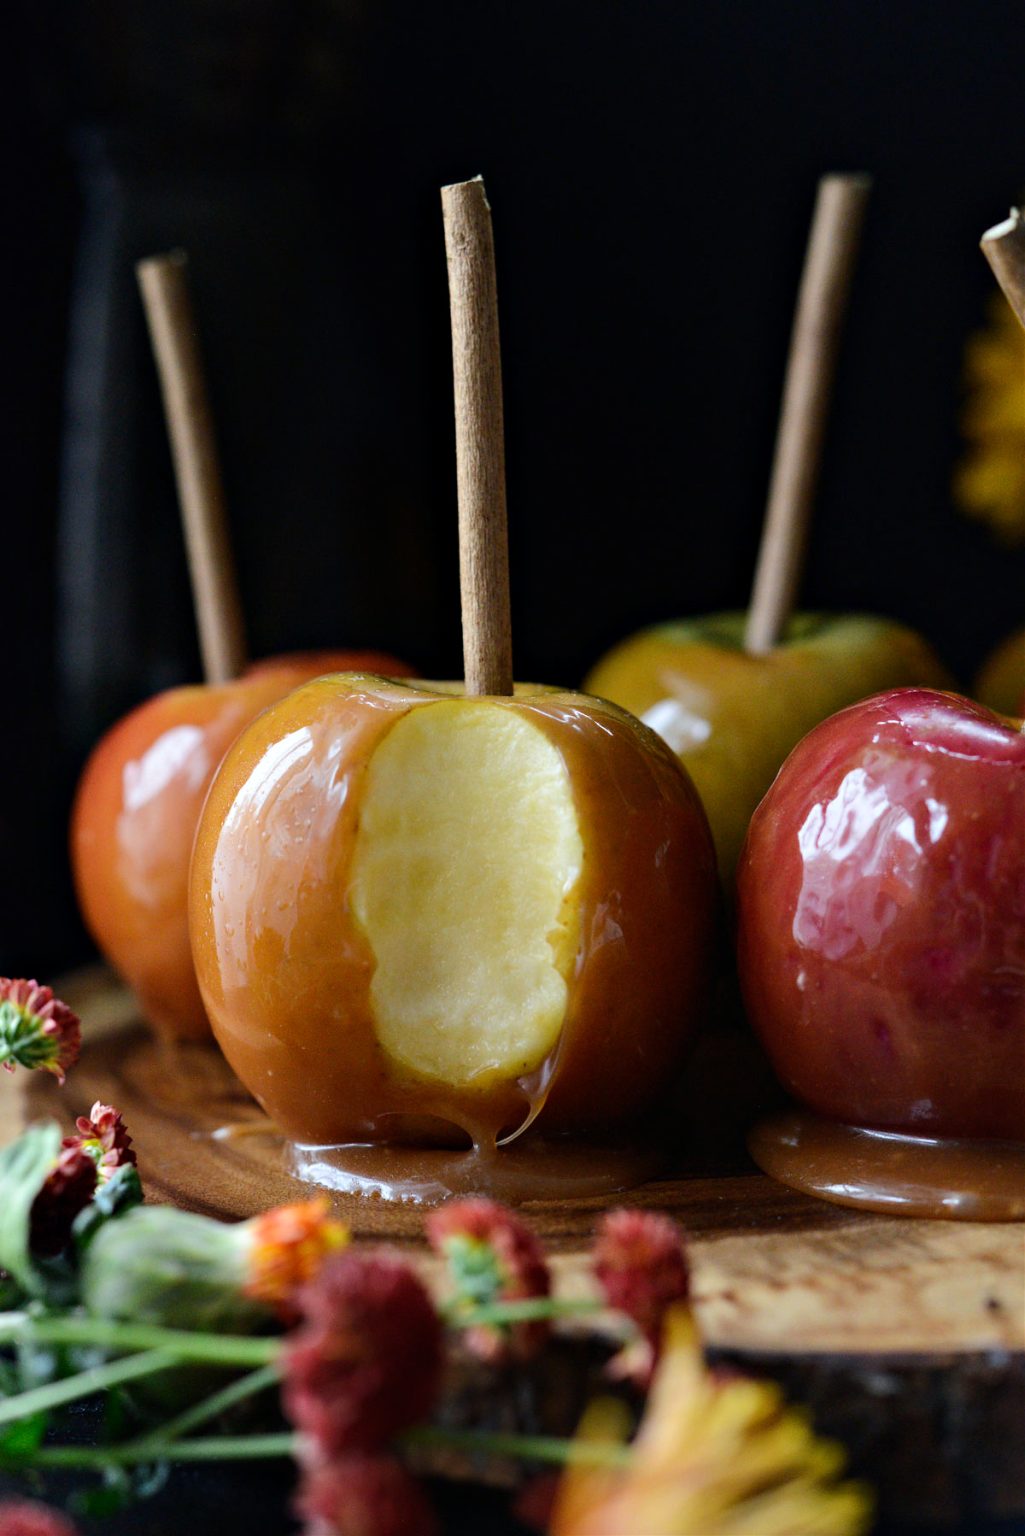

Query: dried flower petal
[283,1251,442,1455]
[245,1199,349,1317]
[0,1499,80,1536]
[592,1210,689,1386]
[296,1453,438,1536]
[63,1102,136,1183]
[550,1306,872,1536]
[0,980,80,1083]
[426,1198,550,1363]
[29,1144,97,1257]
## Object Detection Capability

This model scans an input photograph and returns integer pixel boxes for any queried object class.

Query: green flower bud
[80,1207,267,1335]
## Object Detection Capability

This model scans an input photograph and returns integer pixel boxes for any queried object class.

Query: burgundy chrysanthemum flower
[295,1453,438,1536]
[426,1198,551,1363]
[282,1251,443,1455]
[62,1102,136,1183]
[29,1144,98,1257]
[593,1209,690,1337]
[592,1210,690,1387]
[0,979,81,1083]
[0,1499,80,1536]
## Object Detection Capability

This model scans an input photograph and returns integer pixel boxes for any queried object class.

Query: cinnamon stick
[744,174,872,655]
[981,208,1025,331]
[136,252,248,684]
[441,177,514,696]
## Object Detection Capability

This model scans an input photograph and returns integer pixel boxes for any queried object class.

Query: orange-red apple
[71,651,412,1042]
[189,675,717,1149]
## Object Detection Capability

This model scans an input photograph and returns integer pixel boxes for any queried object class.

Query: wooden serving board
[3,968,1023,1528]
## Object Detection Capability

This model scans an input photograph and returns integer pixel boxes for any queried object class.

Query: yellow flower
[549,1307,872,1536]
[955,294,1025,543]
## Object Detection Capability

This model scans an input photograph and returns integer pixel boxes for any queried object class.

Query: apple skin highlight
[736,687,1025,1141]
[71,651,412,1042]
[189,675,718,1152]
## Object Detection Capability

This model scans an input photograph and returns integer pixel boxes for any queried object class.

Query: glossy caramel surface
[71,651,409,1042]
[190,677,717,1150]
[586,612,951,879]
[737,689,1025,1140]
[750,1111,1025,1221]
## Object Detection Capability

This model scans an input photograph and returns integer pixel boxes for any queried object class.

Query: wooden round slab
[5,968,1023,1528]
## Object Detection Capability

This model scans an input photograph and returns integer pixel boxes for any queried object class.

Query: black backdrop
[6,0,1025,976]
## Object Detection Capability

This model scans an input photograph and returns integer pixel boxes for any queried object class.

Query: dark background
[3,7,1025,1533]
[5,0,1025,977]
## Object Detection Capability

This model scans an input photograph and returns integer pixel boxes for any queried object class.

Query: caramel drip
[749,1111,1025,1222]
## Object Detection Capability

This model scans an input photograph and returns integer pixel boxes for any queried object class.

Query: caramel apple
[71,651,412,1042]
[737,688,1025,1140]
[586,613,949,880]
[189,674,716,1150]
[187,178,718,1197]
[737,688,1025,1219]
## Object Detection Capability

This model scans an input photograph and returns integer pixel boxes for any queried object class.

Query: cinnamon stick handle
[136,252,248,684]
[981,209,1025,331]
[441,177,514,697]
[744,174,872,656]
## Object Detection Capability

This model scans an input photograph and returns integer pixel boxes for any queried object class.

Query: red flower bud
[29,1144,97,1257]
[0,1500,80,1536]
[592,1210,690,1388]
[295,1453,438,1536]
[63,1102,136,1183]
[0,980,80,1084]
[282,1251,442,1455]
[426,1198,550,1363]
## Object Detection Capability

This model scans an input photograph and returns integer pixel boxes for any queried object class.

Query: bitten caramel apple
[188,675,717,1151]
[71,651,411,1042]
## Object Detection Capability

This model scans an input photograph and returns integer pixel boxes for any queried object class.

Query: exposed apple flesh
[586,612,950,881]
[736,687,1025,1140]
[351,701,584,1086]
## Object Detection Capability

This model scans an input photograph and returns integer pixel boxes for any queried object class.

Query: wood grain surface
[5,969,1020,1357]
[4,968,1023,1525]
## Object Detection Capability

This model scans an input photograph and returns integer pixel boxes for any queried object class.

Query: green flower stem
[0,1349,178,1429]
[0,1314,279,1367]
[445,1296,605,1328]
[27,1424,628,1475]
[30,1433,299,1469]
[130,1363,282,1449]
[406,1423,633,1469]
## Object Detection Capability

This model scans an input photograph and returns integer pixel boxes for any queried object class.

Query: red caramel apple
[188,675,717,1153]
[71,650,411,1042]
[736,688,1025,1141]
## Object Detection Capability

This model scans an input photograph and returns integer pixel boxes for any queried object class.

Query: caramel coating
[189,677,718,1148]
